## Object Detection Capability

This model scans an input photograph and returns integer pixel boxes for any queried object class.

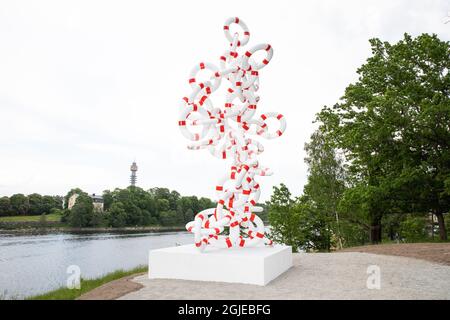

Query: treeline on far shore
[62,187,220,228]
[0,194,62,217]
[0,187,268,230]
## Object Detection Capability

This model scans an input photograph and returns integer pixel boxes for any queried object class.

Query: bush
[108,202,127,228]
[38,214,47,228]
[90,210,106,227]
[399,215,428,242]
[160,210,182,226]
[50,208,64,216]
[68,195,93,228]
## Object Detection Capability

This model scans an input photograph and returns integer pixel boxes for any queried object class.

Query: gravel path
[342,243,450,266]
[119,252,450,300]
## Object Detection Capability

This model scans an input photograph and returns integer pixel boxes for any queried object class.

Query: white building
[68,193,104,212]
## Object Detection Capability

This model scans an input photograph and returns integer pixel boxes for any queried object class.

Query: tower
[130,161,138,186]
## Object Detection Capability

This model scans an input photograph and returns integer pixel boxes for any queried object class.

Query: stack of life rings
[178,17,286,252]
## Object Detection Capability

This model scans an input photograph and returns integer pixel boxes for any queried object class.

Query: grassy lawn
[0,213,61,222]
[27,265,147,300]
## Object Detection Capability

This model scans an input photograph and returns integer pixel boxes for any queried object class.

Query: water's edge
[0,225,186,235]
[0,231,192,299]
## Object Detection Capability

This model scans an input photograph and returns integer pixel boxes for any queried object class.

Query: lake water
[0,231,193,299]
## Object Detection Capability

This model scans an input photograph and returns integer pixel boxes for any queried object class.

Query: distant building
[130,161,138,186]
[67,194,79,210]
[91,194,104,212]
[67,193,104,212]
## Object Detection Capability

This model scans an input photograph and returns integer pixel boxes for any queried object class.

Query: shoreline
[20,243,450,300]
[27,266,147,300]
[0,225,187,235]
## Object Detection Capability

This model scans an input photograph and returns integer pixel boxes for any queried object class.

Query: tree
[184,208,194,223]
[28,193,44,216]
[90,210,106,227]
[303,128,347,249]
[317,33,450,241]
[399,214,427,242]
[9,194,29,216]
[108,202,127,228]
[198,197,214,212]
[102,190,114,211]
[0,197,11,216]
[44,195,62,213]
[68,194,93,227]
[267,184,334,252]
[64,188,86,209]
[266,184,301,252]
[101,186,215,227]
[160,210,182,226]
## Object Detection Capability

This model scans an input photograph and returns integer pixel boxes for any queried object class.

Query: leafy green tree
[176,196,212,223]
[0,197,11,216]
[317,33,450,241]
[198,197,214,211]
[160,210,182,226]
[102,190,114,211]
[68,194,93,227]
[28,193,44,215]
[337,185,381,245]
[267,184,334,252]
[50,207,64,216]
[184,208,194,223]
[108,202,127,228]
[399,215,428,242]
[60,209,71,223]
[303,128,347,249]
[156,198,170,212]
[64,188,87,209]
[169,190,181,210]
[44,195,61,213]
[99,186,215,227]
[9,194,29,216]
[90,210,106,227]
[267,184,301,252]
[382,212,404,241]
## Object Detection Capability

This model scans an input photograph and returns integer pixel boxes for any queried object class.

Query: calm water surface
[0,231,192,299]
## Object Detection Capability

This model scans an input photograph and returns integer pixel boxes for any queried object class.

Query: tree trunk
[334,210,343,250]
[388,226,395,241]
[369,223,382,244]
[430,213,434,240]
[435,211,448,241]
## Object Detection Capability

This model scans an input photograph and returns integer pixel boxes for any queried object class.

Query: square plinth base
[148,244,292,286]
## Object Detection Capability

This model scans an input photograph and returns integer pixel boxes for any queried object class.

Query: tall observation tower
[130,161,138,186]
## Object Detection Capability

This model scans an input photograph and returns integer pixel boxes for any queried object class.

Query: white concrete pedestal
[148,244,292,286]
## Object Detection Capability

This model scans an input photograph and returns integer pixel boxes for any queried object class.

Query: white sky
[0,0,449,201]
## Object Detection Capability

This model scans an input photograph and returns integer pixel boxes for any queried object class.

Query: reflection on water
[0,231,192,299]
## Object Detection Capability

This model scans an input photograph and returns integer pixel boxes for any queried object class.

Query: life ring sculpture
[178,17,286,252]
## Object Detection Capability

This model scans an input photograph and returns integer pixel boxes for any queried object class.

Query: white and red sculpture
[178,17,286,252]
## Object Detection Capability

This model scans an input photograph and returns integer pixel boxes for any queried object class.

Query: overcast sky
[0,0,449,201]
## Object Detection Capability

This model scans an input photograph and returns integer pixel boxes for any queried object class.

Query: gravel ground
[119,252,450,300]
[341,243,450,266]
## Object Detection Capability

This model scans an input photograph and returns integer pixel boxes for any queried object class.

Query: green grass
[27,265,147,300]
[0,213,61,222]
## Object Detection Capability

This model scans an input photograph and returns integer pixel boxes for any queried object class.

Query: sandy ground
[119,252,450,300]
[341,243,450,266]
[78,243,450,300]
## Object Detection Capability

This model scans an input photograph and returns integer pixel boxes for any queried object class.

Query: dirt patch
[340,243,450,266]
[77,272,146,300]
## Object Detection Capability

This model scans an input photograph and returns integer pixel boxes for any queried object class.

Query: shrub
[399,215,427,242]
